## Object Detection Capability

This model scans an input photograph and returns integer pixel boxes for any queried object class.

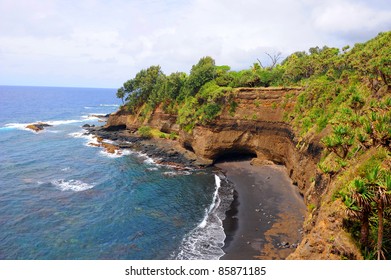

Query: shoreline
[216,160,305,260]
[86,125,306,259]
[85,126,213,169]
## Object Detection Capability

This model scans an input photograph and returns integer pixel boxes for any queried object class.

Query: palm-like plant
[374,172,391,260]
[346,178,373,249]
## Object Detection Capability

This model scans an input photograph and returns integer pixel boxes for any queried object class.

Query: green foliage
[347,32,391,91]
[342,165,391,259]
[116,88,125,104]
[229,100,238,116]
[176,80,232,129]
[159,133,167,139]
[181,56,216,98]
[308,203,316,212]
[169,132,178,140]
[177,97,198,132]
[137,126,152,138]
[119,65,165,113]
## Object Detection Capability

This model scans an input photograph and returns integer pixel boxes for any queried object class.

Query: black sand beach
[216,160,305,260]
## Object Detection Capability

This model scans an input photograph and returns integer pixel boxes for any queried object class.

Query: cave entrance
[213,148,257,163]
[104,124,126,131]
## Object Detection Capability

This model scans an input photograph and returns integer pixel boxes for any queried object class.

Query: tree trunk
[377,200,384,260]
[361,210,370,250]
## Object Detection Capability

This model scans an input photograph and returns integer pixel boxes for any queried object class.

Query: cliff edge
[103,87,362,259]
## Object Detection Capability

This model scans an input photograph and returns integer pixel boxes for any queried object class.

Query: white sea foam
[144,157,156,165]
[52,179,94,192]
[132,151,160,166]
[122,150,132,156]
[99,104,119,107]
[102,139,115,145]
[200,175,221,228]
[69,130,133,159]
[210,175,221,212]
[163,170,192,177]
[84,104,118,109]
[0,126,19,132]
[68,131,86,138]
[99,150,122,158]
[99,148,133,159]
[4,119,84,133]
[81,115,100,121]
[175,175,226,260]
[147,167,159,171]
[68,130,100,146]
[81,113,108,121]
[3,123,36,132]
[46,119,82,126]
[163,171,177,177]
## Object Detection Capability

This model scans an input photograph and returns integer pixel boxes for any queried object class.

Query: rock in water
[26,122,52,132]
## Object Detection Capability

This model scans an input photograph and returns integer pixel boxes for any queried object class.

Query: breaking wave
[52,179,95,192]
[174,174,233,260]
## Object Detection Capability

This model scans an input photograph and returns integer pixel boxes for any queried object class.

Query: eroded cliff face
[105,87,362,259]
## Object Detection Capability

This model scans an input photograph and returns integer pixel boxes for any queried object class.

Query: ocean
[0,85,228,260]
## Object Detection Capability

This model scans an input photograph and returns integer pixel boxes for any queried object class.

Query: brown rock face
[179,88,316,196]
[104,87,362,259]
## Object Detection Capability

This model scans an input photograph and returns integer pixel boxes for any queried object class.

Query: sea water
[0,86,227,260]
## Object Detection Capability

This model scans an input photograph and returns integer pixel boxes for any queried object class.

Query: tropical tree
[370,168,391,259]
[116,87,125,104]
[347,32,391,91]
[181,56,216,98]
[345,178,372,249]
[345,166,391,259]
[117,65,165,112]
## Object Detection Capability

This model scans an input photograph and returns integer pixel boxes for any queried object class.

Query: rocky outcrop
[88,136,122,155]
[103,87,362,259]
[26,122,52,132]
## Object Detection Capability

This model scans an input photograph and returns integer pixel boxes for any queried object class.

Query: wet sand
[216,160,305,260]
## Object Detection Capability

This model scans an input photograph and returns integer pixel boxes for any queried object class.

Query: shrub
[169,132,178,140]
[137,126,152,138]
[159,133,166,139]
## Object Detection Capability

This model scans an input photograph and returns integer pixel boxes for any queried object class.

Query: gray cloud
[312,0,391,42]
[0,0,390,87]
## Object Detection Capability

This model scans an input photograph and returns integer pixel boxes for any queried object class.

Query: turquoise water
[0,86,225,260]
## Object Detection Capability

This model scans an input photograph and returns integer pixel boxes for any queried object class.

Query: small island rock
[26,122,52,132]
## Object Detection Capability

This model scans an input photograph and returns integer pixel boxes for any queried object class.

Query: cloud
[313,0,391,41]
[0,0,390,87]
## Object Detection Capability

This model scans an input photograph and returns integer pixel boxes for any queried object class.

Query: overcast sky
[1,0,390,88]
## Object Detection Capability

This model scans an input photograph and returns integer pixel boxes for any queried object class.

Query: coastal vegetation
[116,31,391,259]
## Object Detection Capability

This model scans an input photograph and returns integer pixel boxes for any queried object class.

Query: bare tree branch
[256,58,264,69]
[265,52,282,69]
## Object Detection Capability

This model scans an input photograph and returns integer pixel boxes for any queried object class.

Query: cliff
[104,87,362,259]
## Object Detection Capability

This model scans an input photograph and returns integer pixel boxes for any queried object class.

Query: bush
[137,126,152,138]
[169,132,178,140]
[159,133,166,139]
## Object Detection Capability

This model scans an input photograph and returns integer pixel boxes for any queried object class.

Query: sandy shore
[216,160,305,260]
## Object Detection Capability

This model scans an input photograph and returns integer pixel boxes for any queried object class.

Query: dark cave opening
[213,148,257,163]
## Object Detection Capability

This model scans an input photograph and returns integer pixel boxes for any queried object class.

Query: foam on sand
[174,175,228,260]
